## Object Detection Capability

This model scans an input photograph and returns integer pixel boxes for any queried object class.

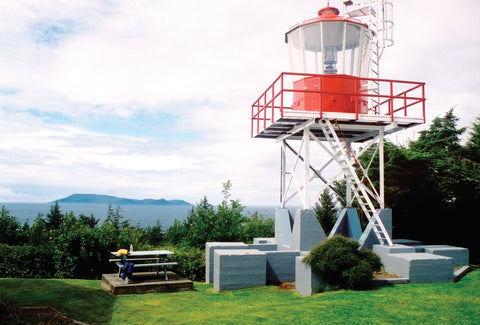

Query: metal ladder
[319,119,393,246]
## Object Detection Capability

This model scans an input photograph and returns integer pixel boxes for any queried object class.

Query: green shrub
[303,236,382,291]
[241,213,274,244]
[0,206,23,245]
[169,245,206,282]
[0,244,54,278]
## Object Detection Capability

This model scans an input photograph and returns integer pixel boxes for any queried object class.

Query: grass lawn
[1,269,479,324]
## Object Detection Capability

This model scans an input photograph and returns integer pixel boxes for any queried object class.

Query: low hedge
[303,236,382,291]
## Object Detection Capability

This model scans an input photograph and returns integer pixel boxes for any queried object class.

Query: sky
[0,0,479,206]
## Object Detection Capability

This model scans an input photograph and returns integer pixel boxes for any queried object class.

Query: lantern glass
[286,20,370,77]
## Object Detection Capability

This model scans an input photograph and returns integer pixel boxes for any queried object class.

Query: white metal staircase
[319,119,393,246]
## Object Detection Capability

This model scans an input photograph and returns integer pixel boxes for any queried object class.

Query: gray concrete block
[393,239,423,246]
[295,256,321,296]
[247,244,278,251]
[275,208,293,249]
[422,245,469,266]
[407,253,453,283]
[290,209,327,251]
[265,251,300,283]
[411,245,426,253]
[373,244,416,256]
[329,208,362,240]
[376,252,454,283]
[205,242,248,283]
[253,238,276,245]
[379,209,392,237]
[213,249,266,291]
[359,209,392,250]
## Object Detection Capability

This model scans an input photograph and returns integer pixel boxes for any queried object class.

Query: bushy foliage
[0,181,274,281]
[169,245,206,282]
[240,213,275,243]
[0,244,54,278]
[303,236,382,291]
[144,221,164,246]
[0,206,24,245]
[180,181,250,248]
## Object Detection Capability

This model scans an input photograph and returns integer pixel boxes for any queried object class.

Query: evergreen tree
[46,201,63,230]
[313,189,338,235]
[104,204,128,229]
[164,219,186,246]
[465,116,480,164]
[183,196,216,248]
[241,212,274,243]
[144,220,164,246]
[214,180,246,242]
[409,108,467,202]
[0,206,22,245]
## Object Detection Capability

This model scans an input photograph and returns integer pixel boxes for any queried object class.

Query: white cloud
[0,0,478,206]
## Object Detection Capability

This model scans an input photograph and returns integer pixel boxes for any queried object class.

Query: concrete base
[393,239,423,246]
[454,265,471,282]
[420,245,469,267]
[248,243,278,251]
[102,272,193,295]
[329,208,362,240]
[253,238,276,245]
[290,209,326,251]
[295,255,321,296]
[205,242,248,283]
[213,249,266,291]
[275,208,293,249]
[373,244,455,283]
[359,209,392,250]
[265,251,300,284]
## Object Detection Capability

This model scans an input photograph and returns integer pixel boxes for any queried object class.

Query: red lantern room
[286,6,370,113]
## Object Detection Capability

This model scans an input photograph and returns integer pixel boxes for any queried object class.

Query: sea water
[1,202,286,228]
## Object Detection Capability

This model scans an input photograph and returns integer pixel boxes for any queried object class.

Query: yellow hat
[117,249,128,255]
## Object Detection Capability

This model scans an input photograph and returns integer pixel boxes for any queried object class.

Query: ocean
[0,202,287,229]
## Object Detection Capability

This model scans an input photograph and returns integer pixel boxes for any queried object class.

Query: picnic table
[110,249,177,282]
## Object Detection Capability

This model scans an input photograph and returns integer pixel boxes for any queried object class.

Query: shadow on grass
[0,278,116,324]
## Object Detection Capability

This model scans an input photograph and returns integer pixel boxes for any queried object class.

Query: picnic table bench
[110,250,177,282]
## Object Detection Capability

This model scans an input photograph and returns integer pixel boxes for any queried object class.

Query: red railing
[251,72,426,137]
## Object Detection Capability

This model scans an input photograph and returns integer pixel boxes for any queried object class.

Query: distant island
[54,194,192,206]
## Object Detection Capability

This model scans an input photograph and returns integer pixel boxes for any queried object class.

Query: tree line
[0,180,273,281]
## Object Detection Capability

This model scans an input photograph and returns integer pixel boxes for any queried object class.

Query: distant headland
[53,194,192,206]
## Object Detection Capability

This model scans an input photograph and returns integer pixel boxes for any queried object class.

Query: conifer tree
[313,189,338,235]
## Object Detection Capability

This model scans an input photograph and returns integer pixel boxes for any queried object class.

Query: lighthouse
[206,2,468,294]
[251,3,426,247]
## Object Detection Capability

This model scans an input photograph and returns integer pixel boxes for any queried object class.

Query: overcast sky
[0,0,479,206]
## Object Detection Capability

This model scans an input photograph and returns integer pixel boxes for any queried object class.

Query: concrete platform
[214,249,266,291]
[102,272,193,295]
[420,245,469,266]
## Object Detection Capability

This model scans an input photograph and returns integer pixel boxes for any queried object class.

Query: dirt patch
[373,270,398,279]
[11,306,88,325]
[278,281,296,290]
